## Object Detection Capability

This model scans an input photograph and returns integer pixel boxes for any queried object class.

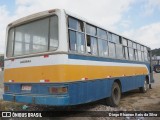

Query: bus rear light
[44,54,49,58]
[107,76,111,78]
[49,86,68,94]
[122,74,126,76]
[4,86,9,92]
[9,80,14,82]
[81,77,88,80]
[48,9,55,13]
[40,79,50,82]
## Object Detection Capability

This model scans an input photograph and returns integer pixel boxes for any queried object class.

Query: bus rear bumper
[3,94,69,106]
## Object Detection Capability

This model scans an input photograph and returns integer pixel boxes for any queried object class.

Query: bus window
[124,47,129,59]
[98,39,108,57]
[112,34,120,44]
[134,49,138,60]
[129,48,134,60]
[144,47,147,52]
[50,16,58,50]
[108,32,112,41]
[69,30,76,51]
[68,17,85,53]
[141,46,144,51]
[87,35,98,55]
[91,37,98,55]
[122,38,128,46]
[86,24,96,36]
[116,44,123,59]
[7,28,14,57]
[133,43,137,49]
[97,28,107,40]
[137,44,141,50]
[14,18,49,56]
[144,52,148,61]
[141,52,144,61]
[77,33,85,53]
[138,51,142,61]
[128,41,133,48]
[68,17,84,32]
[109,42,116,58]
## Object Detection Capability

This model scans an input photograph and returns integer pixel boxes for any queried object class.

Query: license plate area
[21,85,32,91]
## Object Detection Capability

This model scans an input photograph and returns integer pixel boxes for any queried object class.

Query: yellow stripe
[4,65,148,83]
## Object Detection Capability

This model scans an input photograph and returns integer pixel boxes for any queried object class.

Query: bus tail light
[9,80,14,82]
[4,86,9,92]
[40,79,50,83]
[81,77,88,80]
[44,54,49,58]
[107,76,111,78]
[49,86,68,94]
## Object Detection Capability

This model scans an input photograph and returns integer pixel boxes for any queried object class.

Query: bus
[3,9,154,107]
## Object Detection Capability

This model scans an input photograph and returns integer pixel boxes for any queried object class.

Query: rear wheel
[139,80,148,93]
[154,66,160,73]
[106,82,121,107]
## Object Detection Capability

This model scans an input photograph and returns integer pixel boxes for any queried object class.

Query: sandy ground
[119,72,160,111]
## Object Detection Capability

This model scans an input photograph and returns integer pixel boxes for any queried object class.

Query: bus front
[3,9,69,106]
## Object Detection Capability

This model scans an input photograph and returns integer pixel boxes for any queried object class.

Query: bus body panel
[3,75,145,106]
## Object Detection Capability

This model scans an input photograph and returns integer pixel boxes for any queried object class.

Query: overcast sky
[0,0,160,54]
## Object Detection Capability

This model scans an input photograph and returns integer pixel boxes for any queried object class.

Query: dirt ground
[119,72,160,111]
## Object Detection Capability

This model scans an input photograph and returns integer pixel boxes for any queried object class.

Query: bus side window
[86,24,96,36]
[87,35,91,54]
[77,33,85,53]
[116,44,123,59]
[138,51,142,61]
[128,41,133,48]
[108,32,112,42]
[69,30,76,51]
[134,49,138,60]
[87,35,98,55]
[144,52,148,61]
[141,52,144,61]
[124,47,129,59]
[129,48,134,60]
[98,39,108,57]
[68,17,85,53]
[109,42,116,58]
[112,34,120,44]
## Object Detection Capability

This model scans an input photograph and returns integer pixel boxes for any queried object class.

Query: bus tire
[106,82,121,107]
[139,80,148,93]
[154,65,160,73]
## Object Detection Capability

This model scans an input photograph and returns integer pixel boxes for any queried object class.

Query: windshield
[7,15,58,57]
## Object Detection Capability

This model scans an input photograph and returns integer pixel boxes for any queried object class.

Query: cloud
[143,0,160,16]
[122,22,160,49]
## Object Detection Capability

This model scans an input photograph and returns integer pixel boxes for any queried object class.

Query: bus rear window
[7,16,58,57]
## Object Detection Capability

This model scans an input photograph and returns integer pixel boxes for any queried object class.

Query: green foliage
[152,48,160,56]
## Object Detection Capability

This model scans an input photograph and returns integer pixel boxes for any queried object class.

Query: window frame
[7,15,59,57]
